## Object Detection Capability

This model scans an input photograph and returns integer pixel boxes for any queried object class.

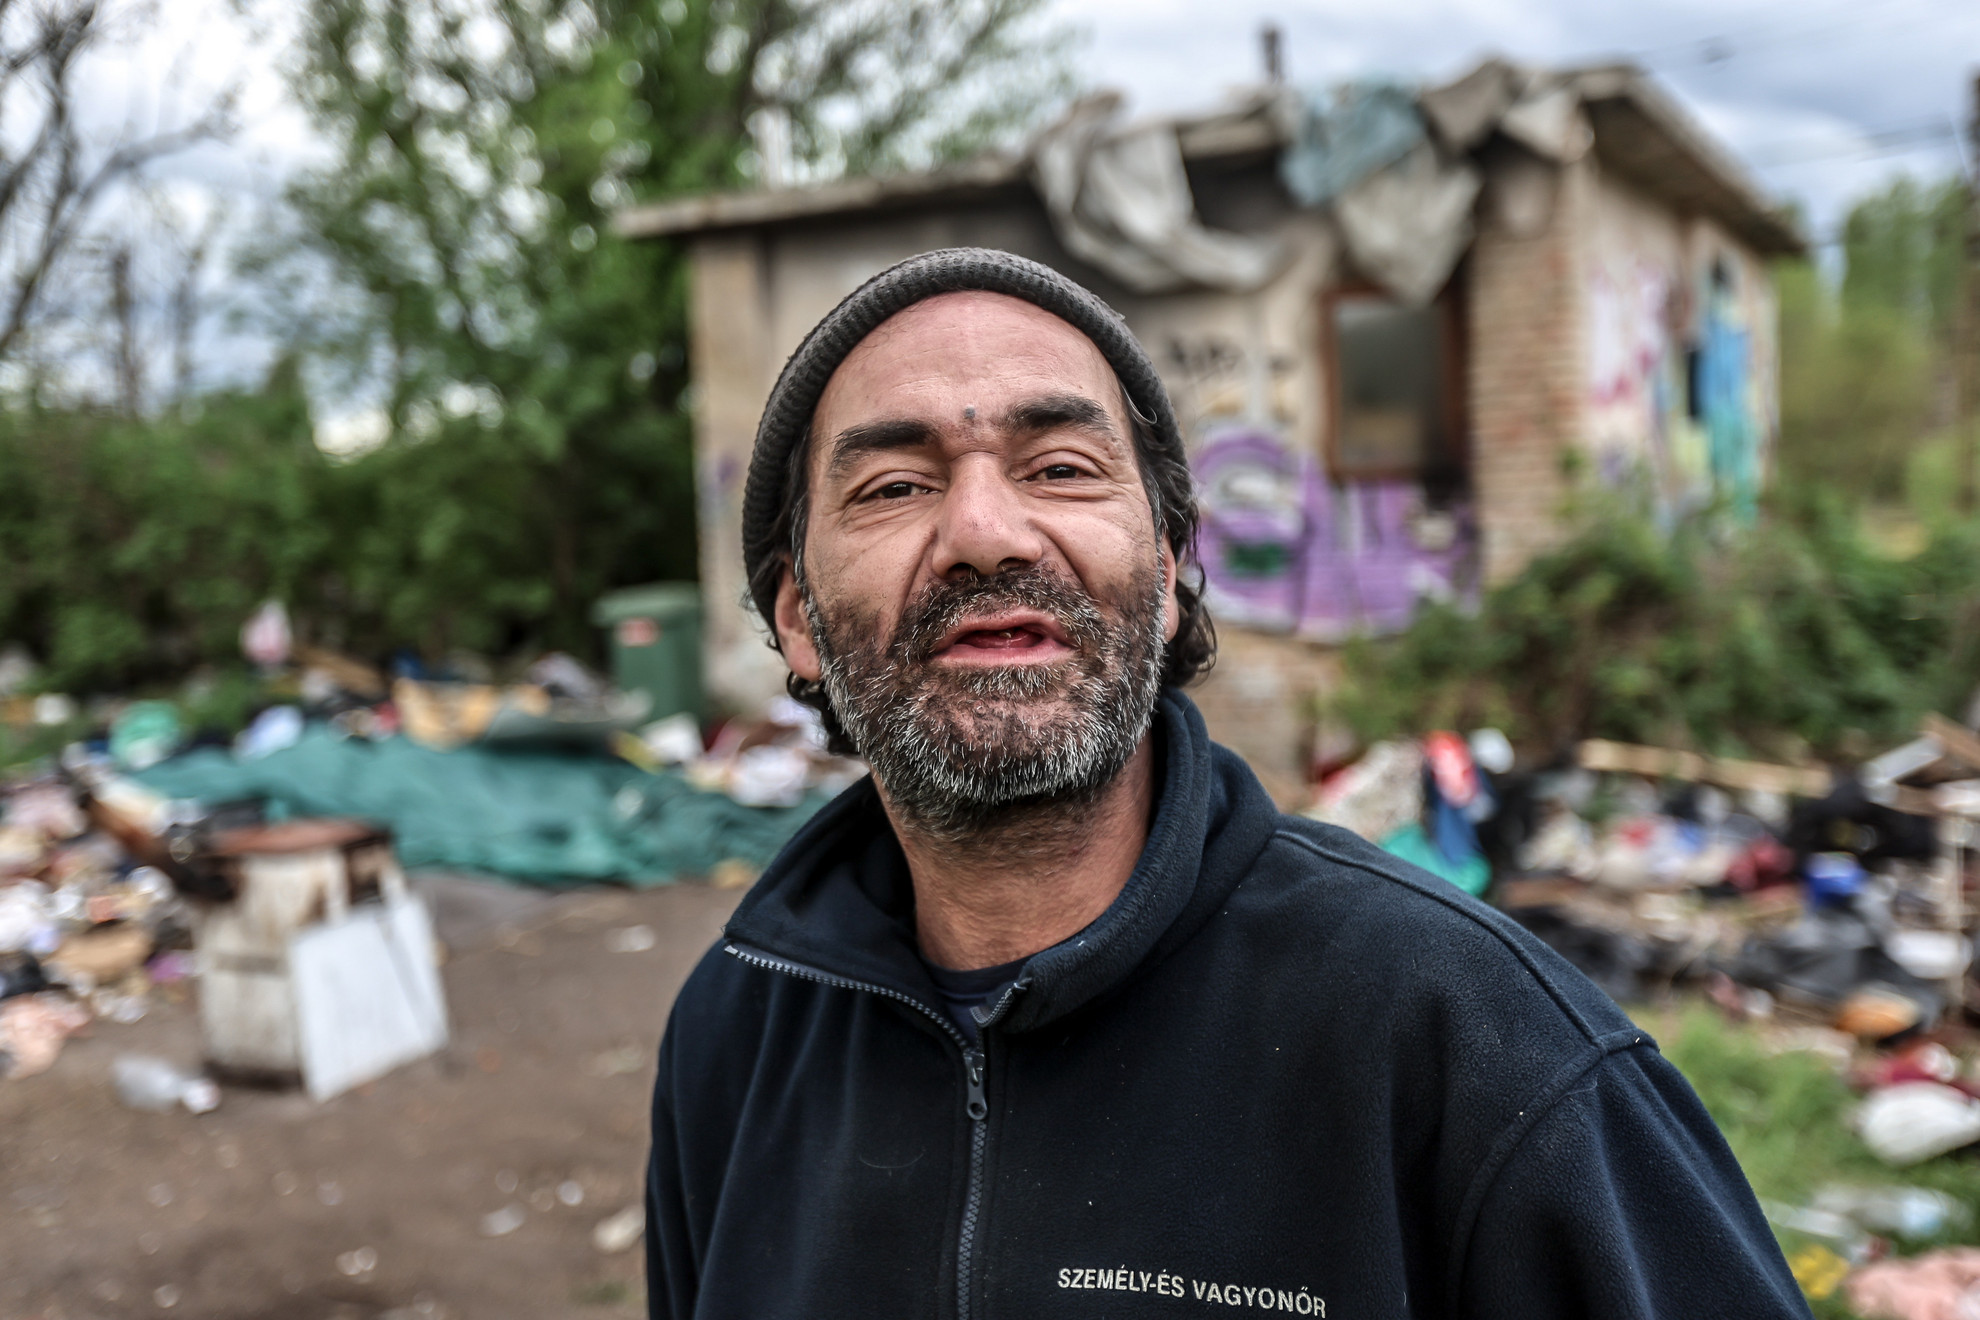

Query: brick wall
[1184,628,1343,808]
[1467,160,1590,584]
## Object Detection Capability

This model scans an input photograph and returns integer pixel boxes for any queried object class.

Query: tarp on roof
[134,728,828,888]
[1029,92,1284,294]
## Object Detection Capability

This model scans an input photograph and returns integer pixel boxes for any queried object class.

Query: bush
[0,370,695,693]
[1331,496,1980,762]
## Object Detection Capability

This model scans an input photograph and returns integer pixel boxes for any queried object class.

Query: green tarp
[1377,821,1491,897]
[134,728,826,887]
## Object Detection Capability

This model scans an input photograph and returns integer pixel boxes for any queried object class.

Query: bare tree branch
[0,0,237,369]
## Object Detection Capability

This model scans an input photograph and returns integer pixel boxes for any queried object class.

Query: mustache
[888,565,1106,664]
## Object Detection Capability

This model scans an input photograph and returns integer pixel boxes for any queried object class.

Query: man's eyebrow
[824,418,940,482]
[1000,392,1119,438]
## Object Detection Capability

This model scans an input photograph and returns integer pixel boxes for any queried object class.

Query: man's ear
[1160,539,1181,643]
[773,559,823,681]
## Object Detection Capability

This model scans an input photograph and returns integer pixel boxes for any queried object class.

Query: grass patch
[573,1278,639,1307]
[1655,1007,1980,1316]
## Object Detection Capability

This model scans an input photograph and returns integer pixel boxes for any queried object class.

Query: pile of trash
[1766,1184,1978,1313]
[0,610,877,1086]
[2,607,867,890]
[1315,718,1980,1312]
[1308,728,1514,898]
[0,765,199,1081]
[1308,719,1980,1031]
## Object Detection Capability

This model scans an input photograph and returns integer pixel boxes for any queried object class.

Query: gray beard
[806,561,1167,841]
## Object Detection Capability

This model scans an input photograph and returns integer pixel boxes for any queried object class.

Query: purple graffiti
[1193,427,1476,639]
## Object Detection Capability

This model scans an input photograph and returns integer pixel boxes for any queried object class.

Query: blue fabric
[1380,819,1491,897]
[1279,80,1426,207]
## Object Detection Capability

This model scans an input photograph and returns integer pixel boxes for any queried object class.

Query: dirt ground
[0,875,743,1320]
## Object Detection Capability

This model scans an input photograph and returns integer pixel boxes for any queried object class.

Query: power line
[1628,0,1971,70]
[1626,0,1906,64]
[1747,117,1961,168]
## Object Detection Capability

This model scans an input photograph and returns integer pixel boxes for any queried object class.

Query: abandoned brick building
[618,59,1803,801]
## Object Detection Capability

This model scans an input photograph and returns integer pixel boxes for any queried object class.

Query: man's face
[772,291,1180,835]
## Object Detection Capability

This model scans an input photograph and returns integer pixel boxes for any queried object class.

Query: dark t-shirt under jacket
[645,690,1810,1320]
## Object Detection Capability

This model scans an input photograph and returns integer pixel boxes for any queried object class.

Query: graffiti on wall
[1192,425,1477,639]
[1583,254,1769,519]
[1697,263,1764,517]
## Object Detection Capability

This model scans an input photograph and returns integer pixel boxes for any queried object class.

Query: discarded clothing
[1305,739,1423,844]
[1378,820,1490,897]
[1847,1247,1980,1320]
[1727,906,1942,1029]
[133,728,825,887]
[0,992,90,1078]
[1788,777,1938,868]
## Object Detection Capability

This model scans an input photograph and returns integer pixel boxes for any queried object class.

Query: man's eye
[875,481,919,499]
[1040,464,1081,480]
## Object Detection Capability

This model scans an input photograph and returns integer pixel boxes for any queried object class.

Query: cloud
[1058,0,1977,240]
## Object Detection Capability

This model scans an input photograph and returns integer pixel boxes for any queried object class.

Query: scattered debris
[1310,713,1980,1030]
[1855,1083,1980,1166]
[241,600,293,670]
[236,705,305,760]
[108,701,183,772]
[1813,1185,1969,1240]
[336,1246,380,1277]
[0,991,91,1077]
[1788,1243,1852,1302]
[592,1203,644,1254]
[604,924,656,953]
[113,1054,220,1114]
[480,1203,527,1238]
[133,696,845,887]
[1845,1246,1980,1320]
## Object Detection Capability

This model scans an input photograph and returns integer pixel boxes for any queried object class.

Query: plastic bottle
[113,1054,220,1114]
[1814,1184,1971,1239]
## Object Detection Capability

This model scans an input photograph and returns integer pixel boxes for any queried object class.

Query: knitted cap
[740,247,1187,629]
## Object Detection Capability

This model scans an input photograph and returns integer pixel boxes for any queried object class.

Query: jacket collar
[722,688,1281,1034]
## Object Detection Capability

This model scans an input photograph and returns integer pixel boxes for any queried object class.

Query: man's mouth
[929,612,1075,665]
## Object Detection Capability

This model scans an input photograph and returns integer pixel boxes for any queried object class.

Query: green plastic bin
[591,583,704,721]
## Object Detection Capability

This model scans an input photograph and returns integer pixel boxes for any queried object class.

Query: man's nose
[931,458,1046,580]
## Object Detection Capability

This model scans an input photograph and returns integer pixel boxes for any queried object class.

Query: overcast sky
[149,0,1979,242]
[1061,0,1978,244]
[102,0,1979,400]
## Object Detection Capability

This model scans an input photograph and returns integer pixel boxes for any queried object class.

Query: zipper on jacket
[957,1046,989,1320]
[724,942,1020,1320]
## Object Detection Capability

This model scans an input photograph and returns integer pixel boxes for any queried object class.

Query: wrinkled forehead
[811,290,1125,440]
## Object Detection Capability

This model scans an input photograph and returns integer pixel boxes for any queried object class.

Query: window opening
[1328,291,1460,482]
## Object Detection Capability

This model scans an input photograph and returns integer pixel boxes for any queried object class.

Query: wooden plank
[1577,738,1831,798]
[1922,712,1980,773]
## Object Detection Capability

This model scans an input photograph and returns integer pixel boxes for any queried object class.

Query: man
[646,248,1809,1319]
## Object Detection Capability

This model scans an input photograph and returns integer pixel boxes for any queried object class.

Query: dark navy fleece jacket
[646,690,1810,1320]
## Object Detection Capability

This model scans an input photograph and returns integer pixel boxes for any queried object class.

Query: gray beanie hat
[739,247,1191,630]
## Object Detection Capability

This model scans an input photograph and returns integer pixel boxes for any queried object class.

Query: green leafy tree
[1777,175,1967,503]
[0,0,1070,694]
[271,0,1070,660]
[0,369,330,687]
